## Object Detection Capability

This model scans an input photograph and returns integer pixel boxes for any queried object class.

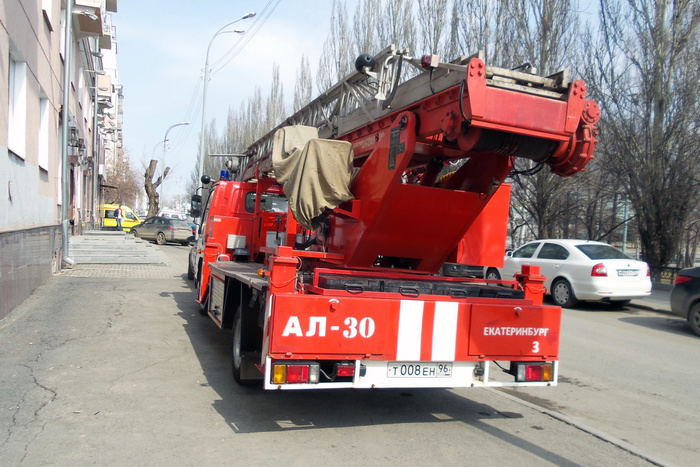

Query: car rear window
[171,220,191,228]
[575,244,631,260]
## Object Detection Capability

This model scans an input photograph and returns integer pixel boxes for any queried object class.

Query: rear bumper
[572,279,652,301]
[262,358,558,390]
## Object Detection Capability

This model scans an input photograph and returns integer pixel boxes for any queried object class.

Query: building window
[39,97,50,171]
[8,55,28,159]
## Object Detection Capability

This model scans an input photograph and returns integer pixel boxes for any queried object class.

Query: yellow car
[101,204,141,232]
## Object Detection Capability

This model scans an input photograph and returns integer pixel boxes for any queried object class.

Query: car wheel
[187,260,195,280]
[131,229,139,238]
[485,268,501,281]
[688,303,700,336]
[156,232,166,245]
[610,299,631,309]
[552,279,577,308]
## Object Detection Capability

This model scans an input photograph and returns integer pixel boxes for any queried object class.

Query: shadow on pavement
[618,314,695,337]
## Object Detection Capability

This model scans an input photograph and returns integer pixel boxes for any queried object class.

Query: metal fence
[650,266,681,285]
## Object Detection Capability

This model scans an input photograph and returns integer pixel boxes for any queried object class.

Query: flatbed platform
[209,261,268,291]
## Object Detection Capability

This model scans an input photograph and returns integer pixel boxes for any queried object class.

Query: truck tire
[552,278,577,308]
[232,311,258,385]
[187,260,195,280]
[198,281,209,316]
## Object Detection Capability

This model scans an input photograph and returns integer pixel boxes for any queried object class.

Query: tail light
[647,266,651,277]
[168,226,176,230]
[513,362,554,382]
[591,263,607,277]
[335,363,355,377]
[272,362,320,384]
[675,275,692,285]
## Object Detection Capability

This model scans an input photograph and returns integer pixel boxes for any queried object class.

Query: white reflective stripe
[432,302,458,361]
[396,300,423,360]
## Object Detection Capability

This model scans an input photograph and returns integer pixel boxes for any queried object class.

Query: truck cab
[188,178,291,310]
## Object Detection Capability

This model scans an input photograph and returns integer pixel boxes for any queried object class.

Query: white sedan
[484,239,652,308]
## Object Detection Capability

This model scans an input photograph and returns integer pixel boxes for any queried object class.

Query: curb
[489,388,673,467]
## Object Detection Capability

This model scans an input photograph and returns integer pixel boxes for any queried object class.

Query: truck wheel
[187,260,195,280]
[485,268,501,281]
[156,232,166,245]
[232,311,257,385]
[198,283,209,316]
[552,279,577,308]
[688,303,700,336]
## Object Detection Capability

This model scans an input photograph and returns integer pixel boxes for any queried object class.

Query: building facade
[0,0,120,320]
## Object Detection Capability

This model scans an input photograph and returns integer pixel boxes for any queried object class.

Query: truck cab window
[245,192,288,213]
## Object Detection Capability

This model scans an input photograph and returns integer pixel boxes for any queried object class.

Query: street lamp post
[160,122,189,206]
[197,12,255,194]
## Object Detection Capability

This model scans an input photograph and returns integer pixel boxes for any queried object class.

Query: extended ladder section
[239,44,599,181]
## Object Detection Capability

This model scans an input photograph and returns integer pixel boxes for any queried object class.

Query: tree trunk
[144,159,168,218]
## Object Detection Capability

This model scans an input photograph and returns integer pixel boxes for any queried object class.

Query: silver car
[131,216,193,245]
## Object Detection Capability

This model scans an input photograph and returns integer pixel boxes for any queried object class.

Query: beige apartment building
[0,0,121,319]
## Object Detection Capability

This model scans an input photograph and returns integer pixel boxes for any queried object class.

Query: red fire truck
[188,46,600,390]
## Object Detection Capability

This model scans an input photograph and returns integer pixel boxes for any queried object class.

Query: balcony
[73,1,116,49]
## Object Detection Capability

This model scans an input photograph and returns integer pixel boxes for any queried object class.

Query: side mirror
[190,194,202,218]
[505,250,513,258]
[201,175,211,185]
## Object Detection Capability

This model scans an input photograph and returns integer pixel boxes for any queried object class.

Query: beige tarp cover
[272,126,355,229]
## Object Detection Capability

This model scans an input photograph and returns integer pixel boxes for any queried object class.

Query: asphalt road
[0,244,692,466]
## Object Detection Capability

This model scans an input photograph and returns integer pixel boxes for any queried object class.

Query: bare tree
[417,0,449,55]
[144,160,168,217]
[293,54,313,112]
[265,63,286,131]
[451,0,514,64]
[583,0,700,266]
[376,0,417,52]
[317,0,354,92]
[503,0,582,240]
[104,149,140,206]
[352,0,381,57]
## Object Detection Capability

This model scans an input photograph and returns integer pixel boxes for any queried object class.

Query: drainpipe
[61,2,74,266]
[92,77,99,230]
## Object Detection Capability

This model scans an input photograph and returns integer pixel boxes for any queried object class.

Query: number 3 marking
[532,341,540,353]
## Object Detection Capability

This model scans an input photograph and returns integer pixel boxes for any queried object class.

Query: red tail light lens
[591,263,607,277]
[168,226,176,230]
[647,266,651,277]
[675,275,692,285]
[286,365,309,383]
[335,363,355,377]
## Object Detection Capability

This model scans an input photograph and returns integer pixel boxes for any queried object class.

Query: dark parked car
[670,267,700,336]
[131,216,193,246]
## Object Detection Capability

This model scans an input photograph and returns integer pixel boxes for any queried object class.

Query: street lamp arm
[163,122,190,147]
[204,12,256,73]
[198,12,256,202]
[160,122,190,204]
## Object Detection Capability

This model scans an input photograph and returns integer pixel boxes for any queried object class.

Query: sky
[116,1,348,206]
